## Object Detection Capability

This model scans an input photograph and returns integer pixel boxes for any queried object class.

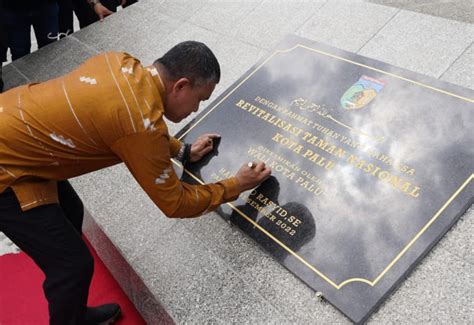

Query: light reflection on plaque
[176,35,473,323]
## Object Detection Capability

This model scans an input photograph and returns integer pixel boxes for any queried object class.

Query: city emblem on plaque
[340,75,385,109]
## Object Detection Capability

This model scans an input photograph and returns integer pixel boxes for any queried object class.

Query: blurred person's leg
[122,0,137,9]
[72,0,98,28]
[32,2,59,48]
[0,4,6,92]
[100,0,119,12]
[3,7,32,60]
[72,0,118,28]
[0,65,3,93]
[57,0,74,37]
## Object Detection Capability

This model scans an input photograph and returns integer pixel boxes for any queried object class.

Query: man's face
[164,78,216,123]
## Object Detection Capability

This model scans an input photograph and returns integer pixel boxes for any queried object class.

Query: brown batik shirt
[0,52,240,217]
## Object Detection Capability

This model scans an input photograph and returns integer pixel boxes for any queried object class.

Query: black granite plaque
[175,35,473,323]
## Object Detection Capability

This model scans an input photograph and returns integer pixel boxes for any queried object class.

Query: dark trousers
[2,3,59,60]
[0,2,7,94]
[0,181,93,325]
[57,0,75,36]
[57,0,139,36]
[0,65,4,93]
[122,0,138,9]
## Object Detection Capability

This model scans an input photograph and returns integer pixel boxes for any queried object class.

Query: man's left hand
[189,134,220,163]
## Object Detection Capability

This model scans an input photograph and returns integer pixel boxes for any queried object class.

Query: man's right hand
[235,161,272,192]
[93,3,114,21]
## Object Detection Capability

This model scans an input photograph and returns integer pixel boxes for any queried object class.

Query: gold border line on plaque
[179,43,473,141]
[175,43,474,289]
[297,44,473,103]
[175,156,473,289]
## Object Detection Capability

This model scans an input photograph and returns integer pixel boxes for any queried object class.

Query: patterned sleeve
[111,130,241,218]
[169,136,183,158]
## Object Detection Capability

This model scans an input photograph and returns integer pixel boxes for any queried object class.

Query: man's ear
[172,78,191,93]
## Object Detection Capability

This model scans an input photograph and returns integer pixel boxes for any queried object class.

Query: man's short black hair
[154,41,220,86]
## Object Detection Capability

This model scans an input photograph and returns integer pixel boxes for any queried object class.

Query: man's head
[154,41,220,123]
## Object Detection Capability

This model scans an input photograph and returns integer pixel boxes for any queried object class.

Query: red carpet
[0,238,146,325]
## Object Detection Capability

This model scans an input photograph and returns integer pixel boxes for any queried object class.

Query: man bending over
[0,41,270,324]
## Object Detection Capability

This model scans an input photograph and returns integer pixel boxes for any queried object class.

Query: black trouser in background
[57,0,139,36]
[0,0,7,93]
[57,0,75,36]
[0,181,93,325]
[2,2,59,61]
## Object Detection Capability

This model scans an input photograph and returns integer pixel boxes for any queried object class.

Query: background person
[56,0,139,39]
[87,0,138,22]
[1,0,59,60]
[0,0,6,92]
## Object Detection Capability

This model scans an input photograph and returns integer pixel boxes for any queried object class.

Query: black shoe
[84,303,121,325]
